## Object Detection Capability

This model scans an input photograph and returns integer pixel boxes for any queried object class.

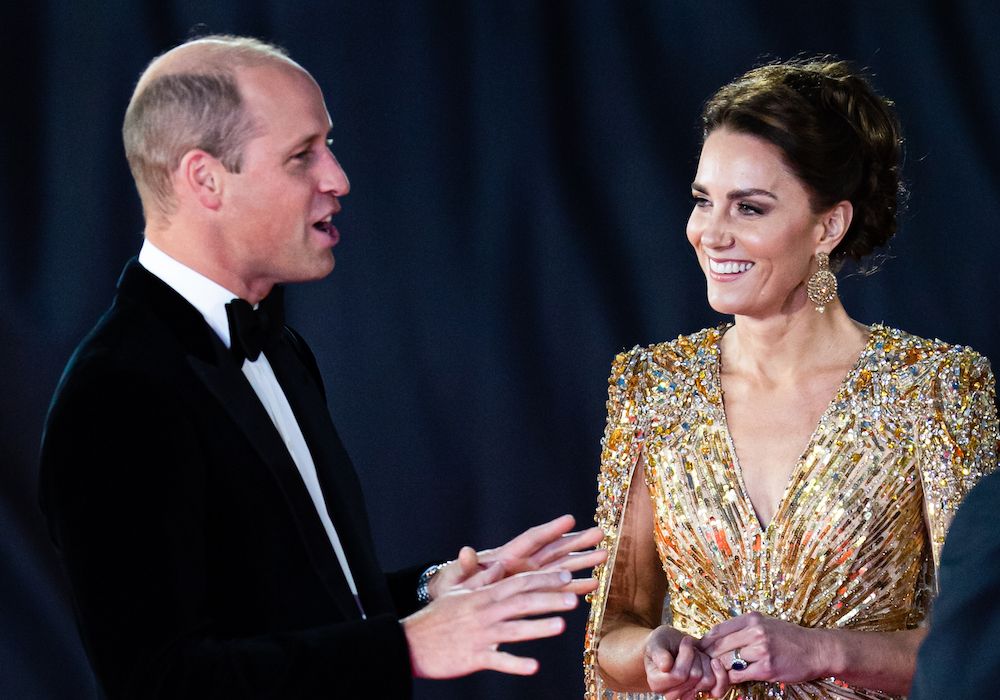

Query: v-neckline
[711,323,878,534]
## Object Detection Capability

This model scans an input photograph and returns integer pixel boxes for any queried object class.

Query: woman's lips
[708,258,754,274]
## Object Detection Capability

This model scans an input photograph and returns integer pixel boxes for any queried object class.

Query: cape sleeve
[917,348,999,583]
[583,346,653,700]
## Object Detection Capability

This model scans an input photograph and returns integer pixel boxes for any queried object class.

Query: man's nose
[319,151,350,196]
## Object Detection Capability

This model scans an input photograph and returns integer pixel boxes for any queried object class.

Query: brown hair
[122,35,298,218]
[702,57,904,266]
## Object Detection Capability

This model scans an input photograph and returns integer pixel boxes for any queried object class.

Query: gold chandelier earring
[806,251,838,313]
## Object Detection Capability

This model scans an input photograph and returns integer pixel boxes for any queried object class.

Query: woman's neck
[723,301,869,383]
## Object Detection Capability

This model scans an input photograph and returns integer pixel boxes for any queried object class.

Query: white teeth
[709,259,754,274]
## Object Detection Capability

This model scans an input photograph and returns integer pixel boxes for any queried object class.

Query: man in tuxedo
[39,35,603,698]
[909,468,1000,699]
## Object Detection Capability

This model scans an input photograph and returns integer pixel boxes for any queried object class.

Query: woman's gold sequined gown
[584,325,998,700]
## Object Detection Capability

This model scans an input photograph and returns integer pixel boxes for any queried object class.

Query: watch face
[417,563,445,604]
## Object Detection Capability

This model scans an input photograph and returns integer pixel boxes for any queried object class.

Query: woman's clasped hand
[644,614,838,699]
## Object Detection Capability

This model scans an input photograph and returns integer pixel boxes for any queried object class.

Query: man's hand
[403,569,598,678]
[428,514,607,599]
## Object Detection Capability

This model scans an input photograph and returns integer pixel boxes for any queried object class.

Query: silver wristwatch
[416,562,447,605]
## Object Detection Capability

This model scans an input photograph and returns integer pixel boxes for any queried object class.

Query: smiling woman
[583,58,998,700]
[687,129,838,321]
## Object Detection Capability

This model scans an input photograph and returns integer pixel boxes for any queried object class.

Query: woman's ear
[817,200,854,252]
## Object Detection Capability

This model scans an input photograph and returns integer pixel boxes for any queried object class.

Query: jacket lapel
[266,337,395,615]
[117,260,364,620]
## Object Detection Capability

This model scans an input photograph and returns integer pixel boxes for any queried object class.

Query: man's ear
[816,200,854,252]
[176,149,224,211]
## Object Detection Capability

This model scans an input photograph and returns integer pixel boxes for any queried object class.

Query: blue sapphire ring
[730,648,750,671]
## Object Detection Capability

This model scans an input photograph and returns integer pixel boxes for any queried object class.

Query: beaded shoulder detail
[871,327,998,566]
[591,327,726,548]
[584,327,727,700]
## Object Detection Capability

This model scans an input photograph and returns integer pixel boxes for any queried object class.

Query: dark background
[3,2,998,698]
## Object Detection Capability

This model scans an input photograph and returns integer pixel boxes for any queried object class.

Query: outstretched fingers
[499,514,578,560]
[463,571,579,675]
[527,527,607,570]
[486,570,576,608]
[561,575,599,596]
[547,545,608,572]
[493,615,567,643]
[490,568,572,595]
[482,650,541,676]
[458,560,506,591]
[403,570,576,680]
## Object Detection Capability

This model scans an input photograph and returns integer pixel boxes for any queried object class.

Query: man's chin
[275,255,336,286]
[309,253,336,280]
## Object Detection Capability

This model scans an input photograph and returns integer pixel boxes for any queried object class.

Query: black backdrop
[3,2,999,698]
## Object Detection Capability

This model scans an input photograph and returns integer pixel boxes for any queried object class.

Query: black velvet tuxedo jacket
[40,260,423,699]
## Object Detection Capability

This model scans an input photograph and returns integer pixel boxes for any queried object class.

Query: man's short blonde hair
[122,35,301,218]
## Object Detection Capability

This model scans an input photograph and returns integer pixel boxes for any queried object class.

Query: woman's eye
[737,202,763,215]
[691,195,710,207]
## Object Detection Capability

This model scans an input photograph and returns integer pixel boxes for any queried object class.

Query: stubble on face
[220,64,343,299]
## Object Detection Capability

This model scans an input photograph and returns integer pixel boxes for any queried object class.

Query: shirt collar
[138,239,240,349]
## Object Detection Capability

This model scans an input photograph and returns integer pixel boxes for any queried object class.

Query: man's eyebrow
[287,129,334,152]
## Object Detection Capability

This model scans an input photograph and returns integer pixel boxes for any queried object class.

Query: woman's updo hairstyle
[701,57,904,268]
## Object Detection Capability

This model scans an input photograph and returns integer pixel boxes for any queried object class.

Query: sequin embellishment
[584,325,998,699]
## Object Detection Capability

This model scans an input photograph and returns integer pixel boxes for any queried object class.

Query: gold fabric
[584,325,998,700]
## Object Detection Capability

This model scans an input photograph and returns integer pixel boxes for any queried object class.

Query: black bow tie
[225,287,285,364]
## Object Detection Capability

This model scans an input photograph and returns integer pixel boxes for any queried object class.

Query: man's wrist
[416,562,447,605]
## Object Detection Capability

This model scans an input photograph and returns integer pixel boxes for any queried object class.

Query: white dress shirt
[138,240,365,617]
